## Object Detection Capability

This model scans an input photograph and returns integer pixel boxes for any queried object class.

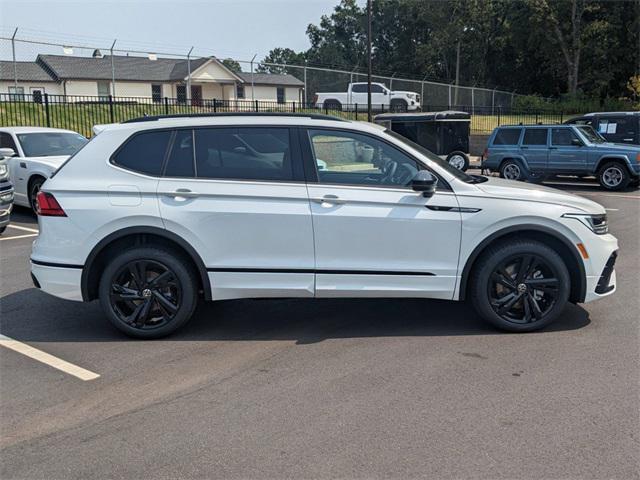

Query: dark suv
[565,112,639,146]
[483,124,640,190]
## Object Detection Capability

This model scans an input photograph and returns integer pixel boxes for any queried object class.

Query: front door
[520,127,549,173]
[303,128,462,299]
[549,127,587,173]
[190,85,202,106]
[157,126,315,300]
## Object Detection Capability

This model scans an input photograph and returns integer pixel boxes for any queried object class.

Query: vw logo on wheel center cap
[142,288,153,298]
[517,283,528,294]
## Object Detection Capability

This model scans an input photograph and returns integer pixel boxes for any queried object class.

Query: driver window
[308,129,420,187]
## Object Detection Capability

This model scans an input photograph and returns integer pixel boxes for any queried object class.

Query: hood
[27,155,70,169]
[592,142,640,153]
[475,177,605,214]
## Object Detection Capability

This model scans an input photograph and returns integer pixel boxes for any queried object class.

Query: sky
[0,0,353,63]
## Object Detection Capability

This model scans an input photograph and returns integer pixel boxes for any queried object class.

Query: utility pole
[367,0,372,122]
[110,39,117,96]
[454,38,461,107]
[187,46,193,104]
[11,28,18,93]
[250,54,257,101]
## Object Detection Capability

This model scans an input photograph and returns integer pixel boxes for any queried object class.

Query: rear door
[157,126,315,300]
[597,116,640,145]
[520,128,549,173]
[549,127,587,173]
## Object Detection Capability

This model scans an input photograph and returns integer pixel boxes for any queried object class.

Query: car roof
[497,124,566,128]
[583,111,640,117]
[0,126,80,134]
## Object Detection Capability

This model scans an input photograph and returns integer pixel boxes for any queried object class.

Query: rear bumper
[30,261,83,301]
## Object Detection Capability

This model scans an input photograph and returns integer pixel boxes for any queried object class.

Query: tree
[257,48,306,74]
[221,58,242,73]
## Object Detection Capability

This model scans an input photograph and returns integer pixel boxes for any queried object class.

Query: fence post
[292,101,296,113]
[108,95,114,123]
[254,99,259,112]
[44,93,50,127]
[355,103,358,120]
[497,107,501,128]
[560,110,564,123]
[164,97,169,115]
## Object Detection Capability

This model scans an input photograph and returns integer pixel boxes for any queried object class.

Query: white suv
[31,113,619,338]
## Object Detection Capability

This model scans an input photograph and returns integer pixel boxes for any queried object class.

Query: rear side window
[522,128,548,146]
[493,128,521,145]
[113,130,171,176]
[194,127,292,181]
[164,130,195,177]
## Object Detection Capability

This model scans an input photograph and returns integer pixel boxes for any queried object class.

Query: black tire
[598,162,630,191]
[0,226,6,235]
[98,246,199,339]
[28,176,45,213]
[390,99,408,112]
[470,240,570,333]
[630,178,640,189]
[499,159,526,181]
[323,100,342,111]
[445,151,469,171]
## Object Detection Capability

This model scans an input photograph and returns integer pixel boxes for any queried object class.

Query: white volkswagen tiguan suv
[31,113,618,338]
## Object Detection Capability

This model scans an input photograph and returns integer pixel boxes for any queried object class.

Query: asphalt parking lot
[1,178,639,479]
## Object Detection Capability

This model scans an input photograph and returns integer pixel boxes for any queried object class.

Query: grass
[0,101,586,137]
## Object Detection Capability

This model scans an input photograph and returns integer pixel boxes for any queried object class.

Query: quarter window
[551,128,580,146]
[522,128,548,146]
[113,130,172,176]
[308,129,420,187]
[493,128,521,145]
[194,127,292,181]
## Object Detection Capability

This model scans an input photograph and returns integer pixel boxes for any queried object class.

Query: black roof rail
[122,112,348,123]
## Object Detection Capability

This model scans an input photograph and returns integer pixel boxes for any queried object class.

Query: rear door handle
[164,188,199,199]
[311,194,346,205]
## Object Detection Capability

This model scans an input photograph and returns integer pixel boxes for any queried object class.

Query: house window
[276,87,285,104]
[152,84,162,103]
[8,86,25,101]
[236,84,245,99]
[176,85,187,104]
[97,81,110,100]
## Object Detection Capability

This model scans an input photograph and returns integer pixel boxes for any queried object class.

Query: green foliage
[221,58,242,73]
[260,0,640,101]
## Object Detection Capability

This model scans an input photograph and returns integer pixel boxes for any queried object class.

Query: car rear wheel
[598,162,630,191]
[470,240,570,332]
[500,160,525,181]
[0,226,6,235]
[446,151,469,171]
[29,177,45,213]
[98,246,198,339]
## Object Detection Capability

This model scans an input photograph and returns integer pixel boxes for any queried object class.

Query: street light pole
[367,0,372,122]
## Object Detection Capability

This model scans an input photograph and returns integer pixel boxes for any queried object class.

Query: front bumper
[0,187,13,227]
[580,233,618,303]
[30,261,83,301]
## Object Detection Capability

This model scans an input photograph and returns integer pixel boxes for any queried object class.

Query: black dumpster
[374,111,471,171]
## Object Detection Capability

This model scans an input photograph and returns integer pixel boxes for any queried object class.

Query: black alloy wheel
[109,260,181,330]
[488,254,560,324]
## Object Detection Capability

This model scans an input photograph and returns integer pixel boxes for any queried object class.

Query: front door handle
[311,194,346,205]
[164,188,199,199]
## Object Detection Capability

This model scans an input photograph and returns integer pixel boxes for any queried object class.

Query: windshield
[576,126,606,144]
[17,132,88,157]
[383,129,476,182]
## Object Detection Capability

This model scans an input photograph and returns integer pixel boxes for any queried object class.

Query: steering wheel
[380,160,398,184]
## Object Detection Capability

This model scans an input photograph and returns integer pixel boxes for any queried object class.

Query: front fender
[593,154,631,174]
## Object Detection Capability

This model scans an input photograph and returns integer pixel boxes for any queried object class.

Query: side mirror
[571,138,582,146]
[411,171,438,198]
[0,147,16,159]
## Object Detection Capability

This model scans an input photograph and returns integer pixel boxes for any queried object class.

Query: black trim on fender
[81,226,212,302]
[31,258,83,269]
[458,224,587,303]
[208,267,435,276]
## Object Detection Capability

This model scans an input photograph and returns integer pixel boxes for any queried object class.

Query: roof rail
[122,112,348,123]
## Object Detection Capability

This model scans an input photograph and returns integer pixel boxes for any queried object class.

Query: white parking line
[0,233,38,241]
[7,224,39,233]
[0,334,100,381]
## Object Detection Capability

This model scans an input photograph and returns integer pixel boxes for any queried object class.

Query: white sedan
[0,127,88,212]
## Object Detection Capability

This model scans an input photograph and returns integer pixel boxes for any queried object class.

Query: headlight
[407,93,416,99]
[562,213,608,234]
[0,164,7,177]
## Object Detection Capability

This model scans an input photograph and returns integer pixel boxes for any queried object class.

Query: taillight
[36,191,66,216]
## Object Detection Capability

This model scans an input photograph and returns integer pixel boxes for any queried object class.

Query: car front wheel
[29,177,45,213]
[98,246,198,339]
[598,162,630,191]
[500,160,525,181]
[470,240,570,332]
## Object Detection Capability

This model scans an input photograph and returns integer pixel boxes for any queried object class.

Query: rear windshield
[17,132,88,157]
[493,128,521,145]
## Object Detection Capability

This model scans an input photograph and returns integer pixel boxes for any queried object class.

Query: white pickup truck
[315,82,421,112]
